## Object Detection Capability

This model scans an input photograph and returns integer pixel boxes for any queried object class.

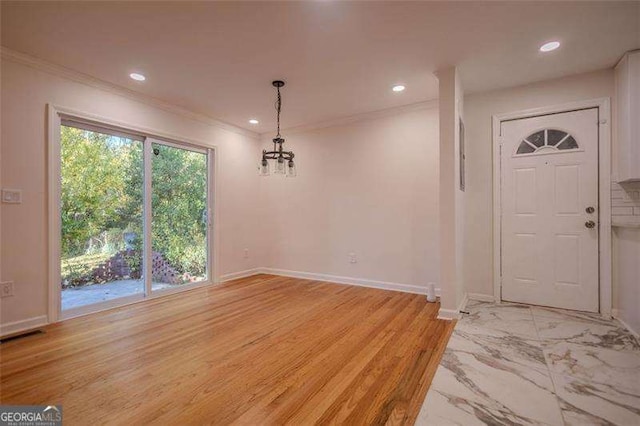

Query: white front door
[501,108,599,312]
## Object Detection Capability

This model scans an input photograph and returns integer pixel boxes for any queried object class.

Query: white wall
[463,69,615,297]
[3,50,628,333]
[258,104,440,291]
[1,57,263,331]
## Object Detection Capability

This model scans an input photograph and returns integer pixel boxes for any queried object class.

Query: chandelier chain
[275,86,282,138]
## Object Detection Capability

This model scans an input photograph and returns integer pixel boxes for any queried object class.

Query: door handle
[585,220,596,229]
[585,206,595,214]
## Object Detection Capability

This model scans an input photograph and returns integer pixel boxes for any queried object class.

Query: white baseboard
[1,315,48,338]
[259,267,441,296]
[438,292,468,321]
[219,268,261,282]
[1,271,444,336]
[437,309,459,320]
[611,309,640,340]
[458,293,469,312]
[467,293,496,303]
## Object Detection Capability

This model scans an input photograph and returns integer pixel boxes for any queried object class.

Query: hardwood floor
[0,274,454,425]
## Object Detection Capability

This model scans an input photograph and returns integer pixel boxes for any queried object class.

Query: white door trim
[492,98,612,317]
[47,104,220,324]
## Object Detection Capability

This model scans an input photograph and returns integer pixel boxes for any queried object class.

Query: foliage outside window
[60,126,207,289]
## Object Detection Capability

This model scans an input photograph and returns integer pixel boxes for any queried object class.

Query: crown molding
[1,47,259,139]
[261,99,439,137]
[2,47,437,139]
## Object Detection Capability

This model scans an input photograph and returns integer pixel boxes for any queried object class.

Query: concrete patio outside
[61,280,177,310]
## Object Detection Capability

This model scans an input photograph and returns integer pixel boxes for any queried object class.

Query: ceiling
[2,1,638,133]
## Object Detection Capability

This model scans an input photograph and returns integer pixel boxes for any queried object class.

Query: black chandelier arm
[262,151,295,161]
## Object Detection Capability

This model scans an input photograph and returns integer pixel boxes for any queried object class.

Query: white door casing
[500,108,599,312]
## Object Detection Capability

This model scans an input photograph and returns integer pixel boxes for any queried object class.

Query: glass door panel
[151,142,208,291]
[60,124,144,311]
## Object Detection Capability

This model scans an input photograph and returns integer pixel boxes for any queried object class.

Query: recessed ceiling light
[392,85,406,92]
[129,72,146,81]
[249,119,259,125]
[539,41,560,52]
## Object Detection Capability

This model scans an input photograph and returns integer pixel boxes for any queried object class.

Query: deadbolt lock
[585,220,596,229]
[585,206,595,214]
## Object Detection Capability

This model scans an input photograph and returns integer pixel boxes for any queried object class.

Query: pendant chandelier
[259,80,296,177]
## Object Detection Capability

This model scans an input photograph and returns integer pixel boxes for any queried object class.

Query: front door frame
[492,98,611,317]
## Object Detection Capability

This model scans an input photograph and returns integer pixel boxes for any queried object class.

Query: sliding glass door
[59,121,212,317]
[150,141,208,290]
[60,124,145,311]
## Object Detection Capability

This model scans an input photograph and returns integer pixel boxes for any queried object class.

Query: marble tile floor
[416,300,640,426]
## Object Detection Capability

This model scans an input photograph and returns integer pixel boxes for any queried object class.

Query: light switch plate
[1,189,22,204]
[1,281,14,298]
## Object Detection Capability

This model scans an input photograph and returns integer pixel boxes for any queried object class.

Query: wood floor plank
[0,274,453,425]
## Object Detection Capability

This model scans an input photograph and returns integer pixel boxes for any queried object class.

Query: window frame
[48,105,218,322]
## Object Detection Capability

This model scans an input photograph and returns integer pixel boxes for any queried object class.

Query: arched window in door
[516,129,579,155]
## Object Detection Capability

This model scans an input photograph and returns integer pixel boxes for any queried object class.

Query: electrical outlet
[349,252,357,264]
[244,248,249,259]
[1,281,14,298]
